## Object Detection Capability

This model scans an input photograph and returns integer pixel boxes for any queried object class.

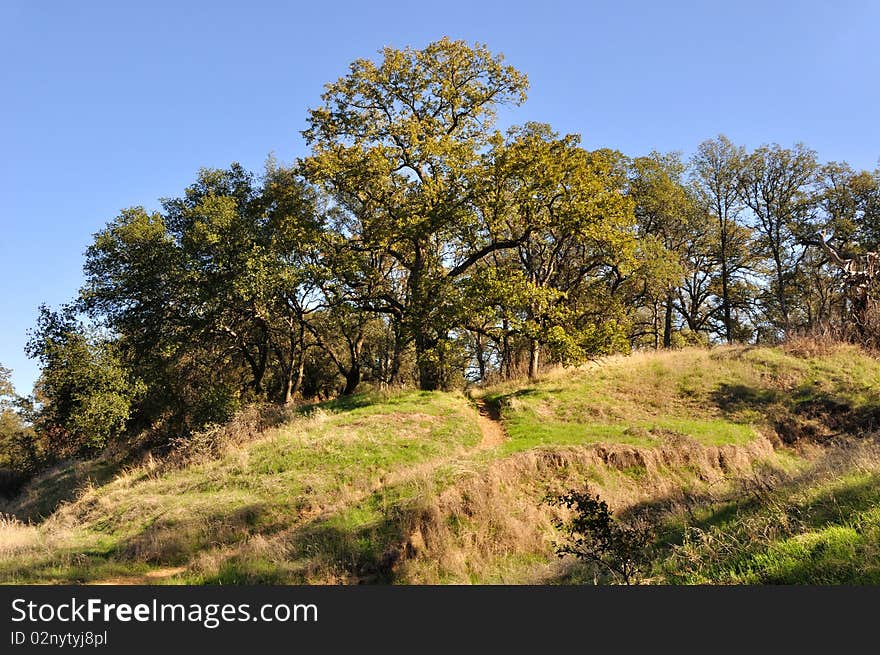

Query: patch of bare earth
[474,399,508,449]
[89,567,186,585]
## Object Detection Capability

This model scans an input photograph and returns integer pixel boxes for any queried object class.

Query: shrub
[548,489,654,585]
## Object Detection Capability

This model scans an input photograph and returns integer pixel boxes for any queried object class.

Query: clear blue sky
[2,0,878,394]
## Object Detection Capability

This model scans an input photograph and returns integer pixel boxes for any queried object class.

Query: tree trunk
[342,361,361,396]
[853,292,869,339]
[282,327,306,405]
[243,342,268,395]
[474,333,486,381]
[282,363,294,405]
[720,222,733,343]
[652,301,660,350]
[528,339,540,380]
[410,255,446,391]
[778,270,790,332]
[384,322,403,386]
[282,354,305,405]
[663,291,674,348]
[415,333,442,391]
[341,334,364,396]
[501,320,513,379]
[773,248,790,332]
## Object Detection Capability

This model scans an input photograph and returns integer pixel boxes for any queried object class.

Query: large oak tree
[301,37,531,390]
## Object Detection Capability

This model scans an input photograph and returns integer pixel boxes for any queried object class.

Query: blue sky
[2,0,878,394]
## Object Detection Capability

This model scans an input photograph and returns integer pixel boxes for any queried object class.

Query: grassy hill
[3,343,880,584]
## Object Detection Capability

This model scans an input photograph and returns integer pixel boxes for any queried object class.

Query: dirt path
[474,398,508,449]
[90,566,186,585]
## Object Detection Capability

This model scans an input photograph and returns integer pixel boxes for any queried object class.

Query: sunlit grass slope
[0,391,480,583]
[488,345,880,452]
[660,444,880,584]
[2,344,879,585]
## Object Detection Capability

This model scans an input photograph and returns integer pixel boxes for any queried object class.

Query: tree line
[2,37,878,476]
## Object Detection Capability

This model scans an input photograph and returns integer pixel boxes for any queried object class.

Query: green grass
[488,345,880,453]
[661,463,880,584]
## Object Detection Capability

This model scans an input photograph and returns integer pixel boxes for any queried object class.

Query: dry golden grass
[390,434,781,584]
[0,514,41,557]
[781,333,861,358]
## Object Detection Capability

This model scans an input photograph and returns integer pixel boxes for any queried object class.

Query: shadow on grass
[0,458,124,523]
[114,503,276,564]
[512,388,540,397]
[198,504,418,584]
[482,387,540,413]
[0,503,279,584]
[296,388,439,417]
[695,457,878,581]
[711,383,780,416]
[542,444,880,585]
[299,393,377,415]
[711,380,880,444]
[662,471,880,584]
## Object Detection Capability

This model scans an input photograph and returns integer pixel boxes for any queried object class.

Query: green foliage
[737,143,818,330]
[689,136,755,343]
[25,306,143,456]
[0,364,38,485]
[457,126,637,378]
[0,363,13,400]
[82,162,328,425]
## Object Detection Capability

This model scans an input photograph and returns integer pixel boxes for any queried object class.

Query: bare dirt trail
[89,566,186,585]
[474,398,508,449]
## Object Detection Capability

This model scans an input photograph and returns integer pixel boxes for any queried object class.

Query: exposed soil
[89,566,186,586]
[474,398,508,449]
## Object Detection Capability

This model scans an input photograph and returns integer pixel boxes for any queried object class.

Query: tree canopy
[8,37,880,470]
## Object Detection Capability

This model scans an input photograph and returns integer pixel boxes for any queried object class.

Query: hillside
[3,344,880,584]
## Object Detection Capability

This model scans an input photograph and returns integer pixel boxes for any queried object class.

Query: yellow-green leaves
[301,39,532,389]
